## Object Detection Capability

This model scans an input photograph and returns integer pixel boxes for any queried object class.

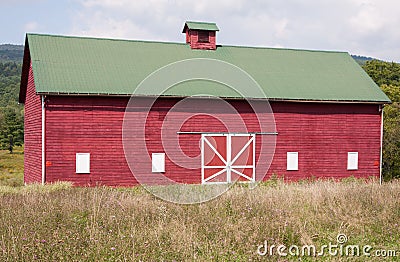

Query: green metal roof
[24,33,390,103]
[182,21,219,32]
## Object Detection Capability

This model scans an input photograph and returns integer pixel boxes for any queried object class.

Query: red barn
[19,21,390,186]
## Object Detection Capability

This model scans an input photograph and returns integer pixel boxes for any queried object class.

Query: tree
[380,85,400,180]
[363,60,400,86]
[363,60,400,180]
[0,107,23,153]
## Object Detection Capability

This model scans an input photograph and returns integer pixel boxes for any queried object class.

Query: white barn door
[201,134,255,184]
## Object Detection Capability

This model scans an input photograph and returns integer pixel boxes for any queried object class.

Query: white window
[152,153,165,173]
[76,153,90,174]
[287,152,298,171]
[347,152,358,170]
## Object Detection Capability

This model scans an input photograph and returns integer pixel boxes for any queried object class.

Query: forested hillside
[0,45,24,151]
[363,60,400,179]
[352,55,374,65]
[0,44,24,63]
[0,44,398,179]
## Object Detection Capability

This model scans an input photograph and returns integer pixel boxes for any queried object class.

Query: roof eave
[18,35,31,104]
[36,92,391,104]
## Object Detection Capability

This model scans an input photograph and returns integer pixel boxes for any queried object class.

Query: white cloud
[24,21,39,32]
[350,2,386,34]
[69,0,400,61]
[70,11,158,40]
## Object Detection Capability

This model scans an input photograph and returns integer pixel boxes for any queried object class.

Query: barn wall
[44,96,381,186]
[270,102,381,180]
[45,97,135,186]
[24,63,42,184]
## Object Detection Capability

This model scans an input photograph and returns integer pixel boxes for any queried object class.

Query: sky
[1,0,399,62]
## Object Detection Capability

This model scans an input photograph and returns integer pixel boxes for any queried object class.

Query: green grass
[0,181,399,261]
[0,146,24,186]
[1,149,400,260]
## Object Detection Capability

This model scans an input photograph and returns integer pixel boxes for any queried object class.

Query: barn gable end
[23,61,42,184]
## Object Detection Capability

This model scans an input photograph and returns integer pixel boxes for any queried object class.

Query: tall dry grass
[0,147,24,187]
[0,180,399,261]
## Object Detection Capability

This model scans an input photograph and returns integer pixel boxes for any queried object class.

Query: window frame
[152,153,165,173]
[287,152,299,171]
[76,153,90,174]
[347,152,359,170]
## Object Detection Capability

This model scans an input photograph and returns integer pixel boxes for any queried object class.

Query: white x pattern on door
[201,134,255,184]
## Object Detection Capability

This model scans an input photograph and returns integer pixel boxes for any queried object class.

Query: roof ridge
[218,44,349,54]
[185,21,217,25]
[26,33,347,54]
[26,33,188,46]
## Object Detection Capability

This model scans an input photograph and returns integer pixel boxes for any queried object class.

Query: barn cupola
[182,21,219,50]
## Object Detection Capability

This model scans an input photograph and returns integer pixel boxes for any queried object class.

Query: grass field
[0,149,400,261]
[0,146,24,187]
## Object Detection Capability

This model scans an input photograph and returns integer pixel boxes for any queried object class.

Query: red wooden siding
[270,103,381,180]
[45,97,136,186]
[43,96,381,186]
[185,29,217,50]
[24,63,42,184]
